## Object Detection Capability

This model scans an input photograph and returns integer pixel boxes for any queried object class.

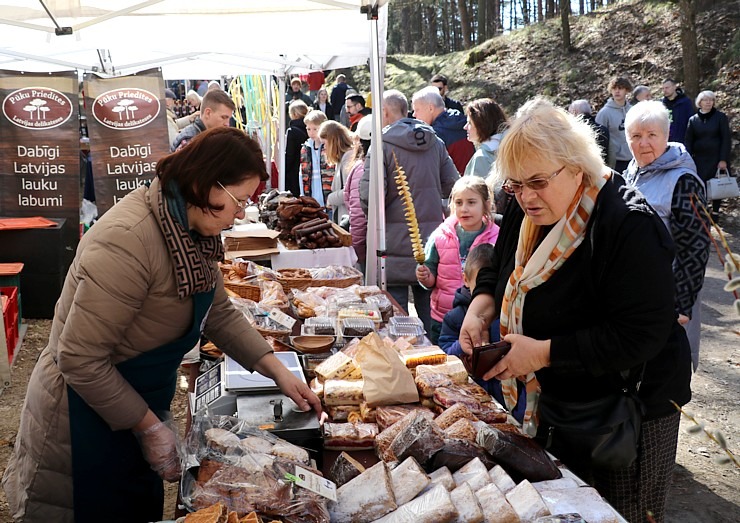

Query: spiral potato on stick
[392,152,425,264]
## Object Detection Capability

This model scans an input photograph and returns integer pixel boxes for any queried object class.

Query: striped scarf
[151,177,223,299]
[499,173,608,434]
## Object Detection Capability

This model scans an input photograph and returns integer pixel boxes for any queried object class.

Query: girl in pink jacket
[416,176,499,343]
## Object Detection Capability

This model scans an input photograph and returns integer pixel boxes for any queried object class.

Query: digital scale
[190,351,323,465]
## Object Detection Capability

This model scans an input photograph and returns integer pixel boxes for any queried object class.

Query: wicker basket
[223,280,261,301]
[277,269,362,292]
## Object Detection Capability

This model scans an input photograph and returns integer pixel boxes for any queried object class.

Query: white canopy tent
[0,1,385,77]
[0,0,390,287]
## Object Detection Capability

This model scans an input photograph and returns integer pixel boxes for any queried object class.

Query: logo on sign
[2,86,73,130]
[92,88,160,130]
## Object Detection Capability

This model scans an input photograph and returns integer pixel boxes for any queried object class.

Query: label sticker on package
[293,465,337,501]
[269,308,296,329]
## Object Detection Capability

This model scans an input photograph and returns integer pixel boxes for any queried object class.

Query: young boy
[438,243,526,423]
[299,110,333,205]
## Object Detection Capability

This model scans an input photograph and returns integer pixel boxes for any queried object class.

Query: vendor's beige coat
[1,182,272,522]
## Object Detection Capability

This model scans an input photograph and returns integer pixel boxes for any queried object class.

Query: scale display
[193,363,223,413]
[224,351,305,393]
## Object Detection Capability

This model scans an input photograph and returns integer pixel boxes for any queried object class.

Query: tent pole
[265,74,273,190]
[364,2,386,289]
[278,73,287,192]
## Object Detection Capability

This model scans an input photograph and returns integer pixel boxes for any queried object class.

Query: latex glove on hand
[134,421,181,482]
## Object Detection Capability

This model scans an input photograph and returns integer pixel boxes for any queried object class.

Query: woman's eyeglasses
[502,166,566,195]
[217,181,251,215]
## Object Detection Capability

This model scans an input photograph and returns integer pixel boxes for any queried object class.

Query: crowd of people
[3,67,731,522]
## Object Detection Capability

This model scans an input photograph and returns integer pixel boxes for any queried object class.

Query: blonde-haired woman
[460,97,691,522]
[318,120,356,226]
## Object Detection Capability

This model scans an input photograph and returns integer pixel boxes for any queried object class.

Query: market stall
[179,260,629,522]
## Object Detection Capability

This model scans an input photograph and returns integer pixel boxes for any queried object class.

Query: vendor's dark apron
[67,288,214,523]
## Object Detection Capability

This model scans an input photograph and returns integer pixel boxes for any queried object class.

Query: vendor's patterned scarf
[151,177,223,299]
[499,172,608,435]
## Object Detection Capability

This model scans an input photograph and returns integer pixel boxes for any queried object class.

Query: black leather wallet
[462,340,512,379]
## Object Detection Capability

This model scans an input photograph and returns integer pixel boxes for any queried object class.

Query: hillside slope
[353,0,740,161]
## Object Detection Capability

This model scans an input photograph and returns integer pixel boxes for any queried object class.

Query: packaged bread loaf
[434,403,479,430]
[474,483,520,523]
[488,465,517,494]
[476,425,561,483]
[329,451,366,488]
[375,409,436,462]
[323,380,365,406]
[425,466,456,492]
[444,418,478,442]
[505,479,551,522]
[388,412,446,466]
[415,355,469,384]
[389,457,430,505]
[314,352,358,381]
[326,405,361,422]
[328,461,397,523]
[537,487,621,523]
[400,347,447,368]
[453,457,489,488]
[376,404,435,431]
[450,483,485,523]
[429,438,495,473]
[415,372,454,398]
[372,484,457,523]
[322,422,379,451]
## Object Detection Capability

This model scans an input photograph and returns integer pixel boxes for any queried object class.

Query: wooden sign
[84,68,170,215]
[0,69,81,251]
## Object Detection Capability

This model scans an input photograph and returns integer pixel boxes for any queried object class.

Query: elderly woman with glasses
[3,127,322,522]
[624,101,711,372]
[460,98,691,522]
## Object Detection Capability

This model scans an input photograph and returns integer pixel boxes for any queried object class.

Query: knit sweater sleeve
[671,174,711,317]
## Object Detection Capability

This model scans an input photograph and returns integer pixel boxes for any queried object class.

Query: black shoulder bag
[536,195,646,470]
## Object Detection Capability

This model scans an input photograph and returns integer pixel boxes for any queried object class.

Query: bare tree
[679,0,700,97]
[560,0,571,50]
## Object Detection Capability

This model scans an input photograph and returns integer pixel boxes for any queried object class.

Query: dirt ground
[0,219,738,522]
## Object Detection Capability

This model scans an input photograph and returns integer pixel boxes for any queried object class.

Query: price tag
[292,466,337,501]
[269,308,296,329]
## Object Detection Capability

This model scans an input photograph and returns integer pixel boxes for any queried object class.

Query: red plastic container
[1,286,19,363]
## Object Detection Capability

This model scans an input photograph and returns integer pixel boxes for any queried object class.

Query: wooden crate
[331,222,352,247]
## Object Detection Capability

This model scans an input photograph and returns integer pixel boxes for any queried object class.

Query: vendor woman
[2,127,322,522]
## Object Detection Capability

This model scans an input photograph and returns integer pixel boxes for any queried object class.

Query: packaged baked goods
[291,289,327,318]
[337,304,382,326]
[434,403,479,430]
[354,285,383,299]
[444,418,478,442]
[415,356,469,384]
[372,484,457,523]
[364,293,394,323]
[328,461,397,523]
[476,425,562,483]
[388,412,446,466]
[301,353,333,379]
[400,347,447,369]
[537,487,621,523]
[329,451,366,488]
[310,265,363,280]
[326,405,361,423]
[415,372,454,398]
[323,422,379,451]
[425,466,455,492]
[314,351,358,381]
[340,318,376,338]
[323,379,365,406]
[375,409,436,463]
[389,316,424,329]
[303,317,336,336]
[488,465,517,494]
[375,404,435,432]
[450,483,485,523]
[258,280,289,310]
[389,322,425,344]
[505,479,551,522]
[429,438,495,473]
[474,483,520,523]
[359,402,377,423]
[389,457,430,505]
[453,457,489,488]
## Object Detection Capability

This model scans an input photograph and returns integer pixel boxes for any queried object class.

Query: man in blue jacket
[661,78,694,144]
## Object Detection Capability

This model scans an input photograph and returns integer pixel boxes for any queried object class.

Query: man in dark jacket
[345,92,371,132]
[568,99,610,164]
[412,86,472,175]
[359,89,459,331]
[430,73,464,113]
[661,79,693,144]
[171,89,235,151]
[330,74,351,120]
